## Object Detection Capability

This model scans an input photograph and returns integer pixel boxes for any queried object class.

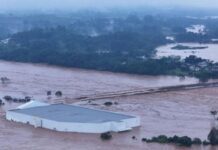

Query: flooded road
[156,43,218,62]
[0,60,217,150]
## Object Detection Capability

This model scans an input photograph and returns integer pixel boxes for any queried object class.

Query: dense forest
[1,11,218,80]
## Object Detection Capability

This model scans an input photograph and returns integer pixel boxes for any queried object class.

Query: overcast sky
[1,0,218,11]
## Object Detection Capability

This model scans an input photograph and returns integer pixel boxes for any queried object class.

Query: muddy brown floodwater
[0,60,199,103]
[0,60,217,150]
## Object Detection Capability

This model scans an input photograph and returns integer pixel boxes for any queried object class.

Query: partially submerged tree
[210,110,218,118]
[208,128,218,145]
[208,109,218,144]
[47,91,52,96]
[3,95,13,101]
[192,138,202,145]
[104,102,113,106]
[0,77,10,84]
[100,132,112,140]
[55,91,62,97]
[0,99,5,106]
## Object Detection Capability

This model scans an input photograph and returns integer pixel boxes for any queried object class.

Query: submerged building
[6,101,140,133]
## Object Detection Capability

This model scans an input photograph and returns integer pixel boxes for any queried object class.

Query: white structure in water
[6,101,140,133]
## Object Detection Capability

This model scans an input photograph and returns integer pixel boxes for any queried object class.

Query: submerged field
[0,60,217,150]
[156,43,218,62]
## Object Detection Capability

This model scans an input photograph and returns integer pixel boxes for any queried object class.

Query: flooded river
[156,43,218,62]
[0,60,217,150]
[0,60,199,103]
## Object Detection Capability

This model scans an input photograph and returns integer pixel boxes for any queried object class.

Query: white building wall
[6,111,140,133]
[17,101,49,109]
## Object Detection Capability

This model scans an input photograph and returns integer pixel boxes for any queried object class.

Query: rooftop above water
[9,104,136,123]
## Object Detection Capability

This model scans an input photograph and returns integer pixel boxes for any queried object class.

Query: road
[76,82,218,101]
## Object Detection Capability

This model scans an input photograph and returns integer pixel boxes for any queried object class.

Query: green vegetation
[100,132,112,140]
[55,91,63,97]
[142,135,200,147]
[1,28,218,80]
[3,95,31,103]
[0,77,10,84]
[171,44,208,50]
[47,91,52,96]
[152,135,169,143]
[208,128,218,145]
[104,102,113,106]
[0,99,5,106]
[208,110,218,145]
[192,138,202,145]
[1,13,218,80]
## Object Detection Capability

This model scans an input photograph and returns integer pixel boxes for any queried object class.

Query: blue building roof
[10,104,135,123]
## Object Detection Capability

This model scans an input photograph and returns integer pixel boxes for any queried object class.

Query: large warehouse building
[6,101,140,133]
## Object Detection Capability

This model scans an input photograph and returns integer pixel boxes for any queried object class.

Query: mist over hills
[1,0,218,12]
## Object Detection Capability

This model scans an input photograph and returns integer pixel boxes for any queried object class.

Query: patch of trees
[3,95,31,103]
[100,132,112,140]
[47,91,52,96]
[142,135,212,147]
[46,90,63,97]
[140,109,218,147]
[208,110,218,145]
[142,135,195,147]
[104,101,118,106]
[0,99,5,106]
[1,14,218,80]
[104,102,113,106]
[55,91,63,97]
[208,128,218,145]
[0,77,10,84]
[171,44,208,50]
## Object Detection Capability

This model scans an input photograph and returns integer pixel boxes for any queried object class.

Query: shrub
[208,127,218,145]
[4,96,31,103]
[13,98,18,102]
[177,136,192,147]
[156,135,169,143]
[142,135,194,147]
[167,135,180,143]
[3,95,13,101]
[55,91,62,97]
[100,132,112,140]
[192,138,202,145]
[151,135,169,143]
[104,102,113,106]
[203,140,210,146]
[0,99,4,105]
[167,137,174,143]
[145,139,153,143]
[142,138,147,142]
[47,91,52,96]
[18,99,25,102]
[1,77,10,84]
[25,96,31,102]
[114,102,119,105]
